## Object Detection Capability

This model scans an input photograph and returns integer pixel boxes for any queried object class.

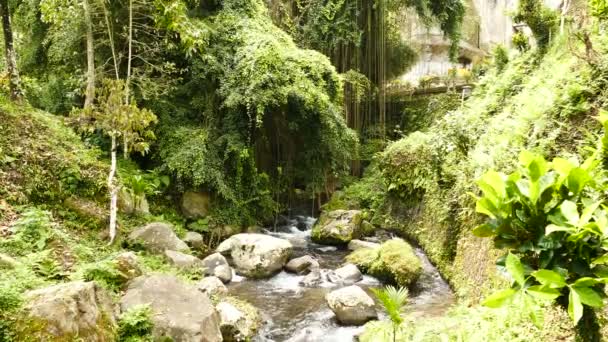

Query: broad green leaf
[532,269,566,288]
[552,158,575,180]
[472,224,495,237]
[482,288,517,308]
[560,201,580,226]
[506,253,526,286]
[579,201,602,226]
[519,150,536,168]
[591,254,608,266]
[476,197,500,219]
[477,171,506,200]
[528,156,549,182]
[573,277,601,288]
[526,285,562,301]
[545,224,574,235]
[568,289,584,324]
[572,286,603,308]
[566,168,591,196]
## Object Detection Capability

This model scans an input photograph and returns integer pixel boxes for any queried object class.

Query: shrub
[472,150,608,329]
[0,208,54,255]
[347,239,422,287]
[493,45,509,72]
[117,305,154,342]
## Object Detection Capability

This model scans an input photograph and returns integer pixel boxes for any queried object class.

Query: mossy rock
[347,238,422,287]
[311,210,363,245]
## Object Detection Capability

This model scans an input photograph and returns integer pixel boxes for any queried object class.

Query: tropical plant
[472,150,608,328]
[360,286,409,342]
[117,305,154,342]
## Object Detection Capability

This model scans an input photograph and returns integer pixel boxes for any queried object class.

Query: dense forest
[1,0,608,341]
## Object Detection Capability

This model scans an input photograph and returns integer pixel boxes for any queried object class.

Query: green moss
[347,239,422,287]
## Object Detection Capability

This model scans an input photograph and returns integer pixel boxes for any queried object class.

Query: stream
[227,216,455,342]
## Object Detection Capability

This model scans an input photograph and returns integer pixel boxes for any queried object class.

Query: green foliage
[512,32,531,52]
[513,0,558,50]
[493,45,510,72]
[347,239,422,287]
[0,208,54,255]
[0,102,107,203]
[590,0,608,20]
[472,151,608,325]
[117,305,154,342]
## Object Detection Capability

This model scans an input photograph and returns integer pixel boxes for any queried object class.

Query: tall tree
[83,0,95,108]
[0,0,22,101]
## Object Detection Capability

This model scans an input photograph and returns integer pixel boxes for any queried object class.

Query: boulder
[183,231,205,250]
[217,234,293,278]
[327,264,362,285]
[347,239,380,251]
[299,268,324,287]
[347,238,422,287]
[164,250,203,269]
[311,210,363,245]
[197,276,228,297]
[118,189,149,215]
[181,191,211,219]
[128,222,189,254]
[64,197,106,226]
[120,274,222,342]
[216,299,261,342]
[113,251,142,282]
[21,281,116,340]
[326,285,377,325]
[285,255,319,275]
[202,253,232,283]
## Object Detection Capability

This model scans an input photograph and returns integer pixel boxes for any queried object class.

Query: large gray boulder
[311,210,363,245]
[164,250,203,269]
[326,285,377,325]
[327,264,362,285]
[128,222,189,254]
[216,299,260,342]
[217,234,292,278]
[120,274,222,342]
[22,281,116,341]
[202,253,233,283]
[285,255,319,275]
[183,231,205,250]
[182,191,211,219]
[118,188,149,215]
[197,276,228,297]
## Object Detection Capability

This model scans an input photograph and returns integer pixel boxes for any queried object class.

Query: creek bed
[227,216,454,342]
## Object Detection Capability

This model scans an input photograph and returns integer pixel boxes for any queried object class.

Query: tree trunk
[108,136,118,243]
[123,0,133,159]
[0,0,22,101]
[83,0,95,108]
[576,307,600,342]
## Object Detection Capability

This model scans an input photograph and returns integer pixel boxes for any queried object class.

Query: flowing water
[228,216,455,342]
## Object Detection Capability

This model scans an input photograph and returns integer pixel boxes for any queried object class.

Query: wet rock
[311,210,363,245]
[217,234,292,278]
[217,299,261,342]
[285,255,319,275]
[327,264,362,285]
[202,253,233,283]
[197,276,228,297]
[300,268,324,287]
[347,239,380,251]
[181,191,211,219]
[22,281,116,340]
[120,274,222,342]
[164,250,202,269]
[113,251,142,282]
[0,253,18,269]
[326,285,377,325]
[183,231,205,250]
[128,222,189,254]
[317,246,337,253]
